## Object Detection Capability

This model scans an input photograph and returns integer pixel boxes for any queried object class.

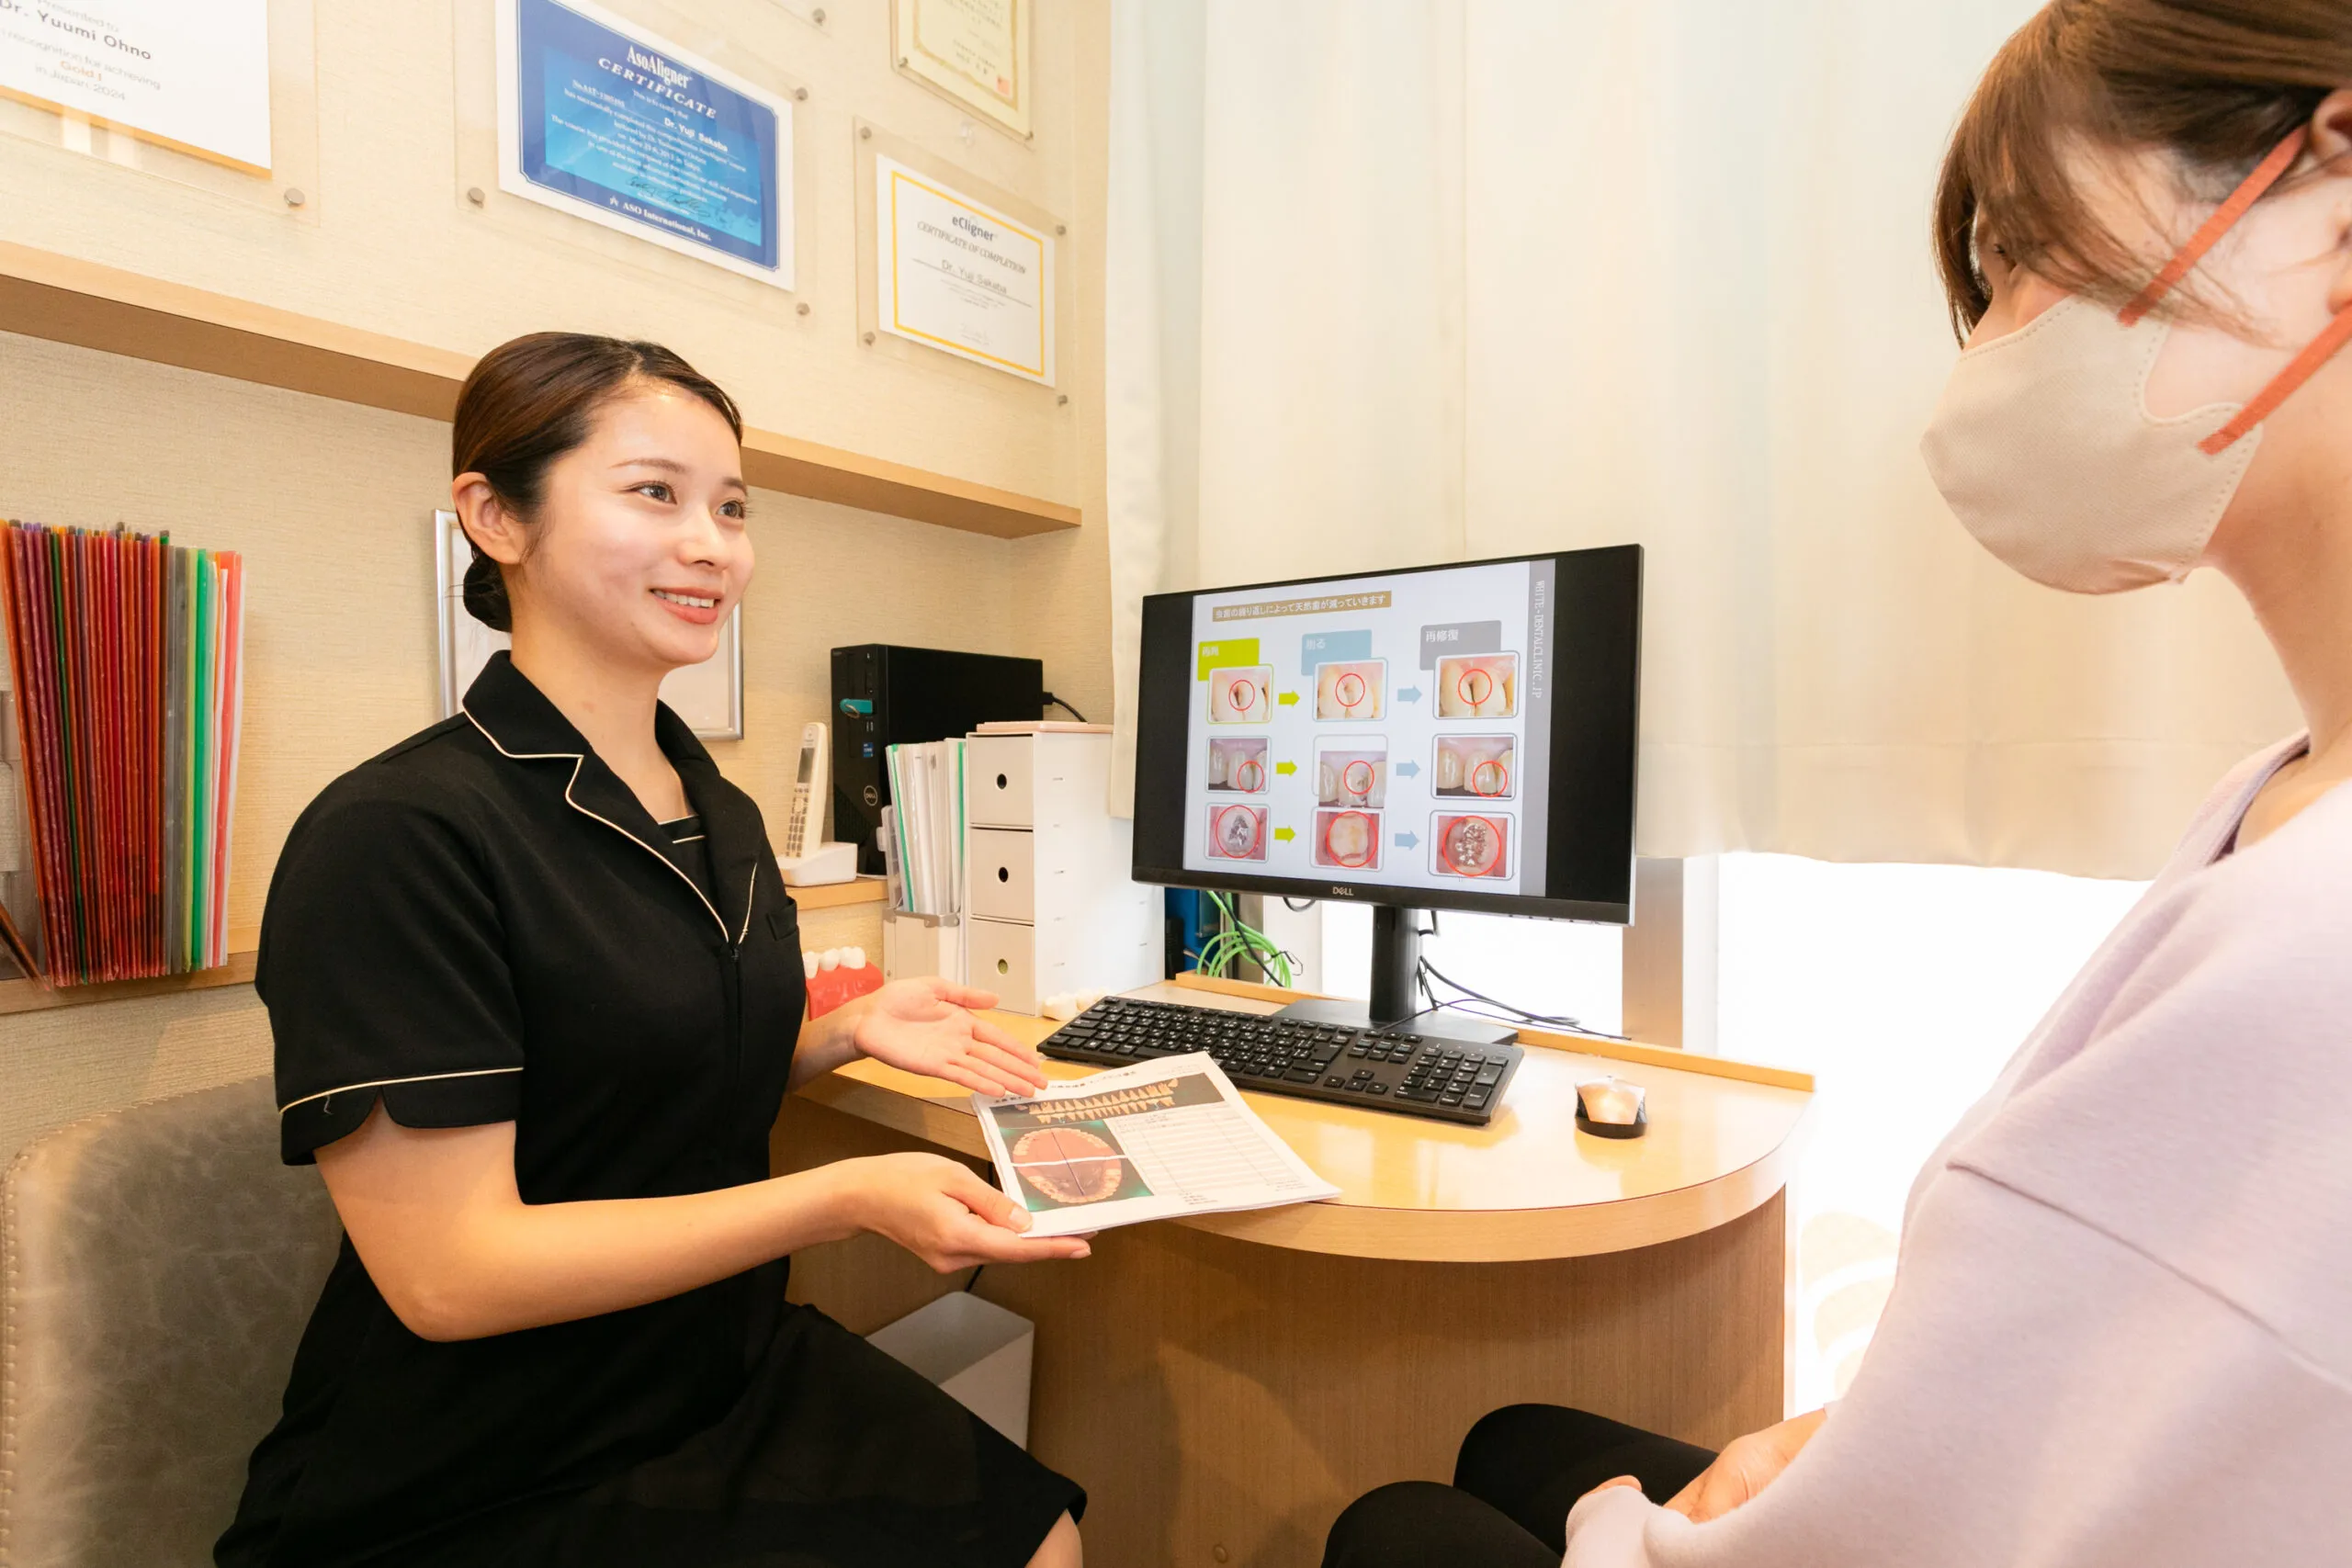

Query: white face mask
[1920,128,2352,594]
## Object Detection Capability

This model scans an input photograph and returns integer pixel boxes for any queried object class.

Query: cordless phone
[783,721,828,859]
[777,721,857,886]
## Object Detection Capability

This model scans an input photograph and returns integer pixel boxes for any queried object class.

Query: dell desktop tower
[831,645,1045,874]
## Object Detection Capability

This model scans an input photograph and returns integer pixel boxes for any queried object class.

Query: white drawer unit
[968,828,1035,922]
[962,730,1160,1015]
[967,736,1035,829]
[967,915,1038,1015]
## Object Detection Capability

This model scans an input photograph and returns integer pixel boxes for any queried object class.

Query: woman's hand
[838,1151,1090,1271]
[850,977,1050,1099]
[1576,1408,1826,1526]
[1663,1408,1827,1522]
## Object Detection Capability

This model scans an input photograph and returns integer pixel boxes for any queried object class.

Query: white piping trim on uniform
[667,832,707,844]
[278,1066,523,1116]
[460,704,744,943]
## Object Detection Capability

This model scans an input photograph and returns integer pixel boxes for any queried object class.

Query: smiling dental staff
[1323,3,2352,1564]
[215,333,1086,1568]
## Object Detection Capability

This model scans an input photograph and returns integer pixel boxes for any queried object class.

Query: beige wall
[0,0,1111,1162]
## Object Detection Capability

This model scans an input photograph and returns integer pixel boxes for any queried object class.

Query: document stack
[0,521,247,984]
[879,739,967,983]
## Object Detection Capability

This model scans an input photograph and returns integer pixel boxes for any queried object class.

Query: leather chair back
[1,1076,341,1567]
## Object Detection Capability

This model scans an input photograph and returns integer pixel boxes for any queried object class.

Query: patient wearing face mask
[1323,5,2352,1566]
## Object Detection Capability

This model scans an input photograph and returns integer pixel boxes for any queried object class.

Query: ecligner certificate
[875,154,1055,386]
[895,0,1027,137]
[0,0,271,173]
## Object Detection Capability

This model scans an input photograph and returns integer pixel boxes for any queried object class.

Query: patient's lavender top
[1565,735,2352,1567]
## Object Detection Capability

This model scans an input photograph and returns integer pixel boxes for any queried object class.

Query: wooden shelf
[786,875,888,910]
[0,884,888,1011]
[0,949,258,1016]
[0,242,1081,540]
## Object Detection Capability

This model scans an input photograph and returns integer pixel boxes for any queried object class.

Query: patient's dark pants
[1322,1405,1716,1568]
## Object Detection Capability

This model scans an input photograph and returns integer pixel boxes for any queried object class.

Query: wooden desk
[773,975,1812,1567]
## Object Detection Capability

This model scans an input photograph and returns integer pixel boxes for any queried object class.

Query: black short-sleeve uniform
[218,654,1081,1568]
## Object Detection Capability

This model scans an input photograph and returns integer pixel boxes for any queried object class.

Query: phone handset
[784,720,828,859]
[779,721,856,886]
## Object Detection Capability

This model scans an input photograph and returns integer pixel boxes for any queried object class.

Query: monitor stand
[1273,905,1517,1048]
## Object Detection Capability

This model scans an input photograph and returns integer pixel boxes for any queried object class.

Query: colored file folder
[0,521,245,984]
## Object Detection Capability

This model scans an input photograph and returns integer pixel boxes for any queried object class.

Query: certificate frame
[436,511,743,740]
[890,0,1031,141]
[854,118,1066,394]
[0,0,321,221]
[493,0,796,291]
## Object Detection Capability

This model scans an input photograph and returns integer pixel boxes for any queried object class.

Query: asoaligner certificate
[876,153,1055,385]
[0,0,271,172]
[498,0,793,288]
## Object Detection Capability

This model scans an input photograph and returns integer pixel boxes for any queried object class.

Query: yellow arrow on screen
[1274,761,1297,775]
[1272,826,1296,842]
[1276,691,1300,706]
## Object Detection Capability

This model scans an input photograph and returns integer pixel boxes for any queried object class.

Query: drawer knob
[997,866,1010,882]
[996,773,1009,789]
[997,958,1011,975]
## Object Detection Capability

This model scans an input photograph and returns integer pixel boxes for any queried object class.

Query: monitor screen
[1132,547,1642,923]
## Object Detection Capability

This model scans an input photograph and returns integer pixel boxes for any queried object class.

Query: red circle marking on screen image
[1438,816,1504,877]
[1234,758,1265,792]
[1334,671,1367,709]
[1341,759,1375,797]
[1323,809,1375,868]
[1226,675,1261,714]
[1470,758,1509,796]
[1213,804,1261,858]
[1456,666,1494,708]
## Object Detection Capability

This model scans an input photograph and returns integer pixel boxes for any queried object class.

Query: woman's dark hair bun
[451,332,742,629]
[461,547,514,633]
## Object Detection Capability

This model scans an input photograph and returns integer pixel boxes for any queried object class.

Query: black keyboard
[1038,995,1521,1126]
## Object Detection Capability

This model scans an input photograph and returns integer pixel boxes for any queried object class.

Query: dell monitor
[1131,546,1642,1045]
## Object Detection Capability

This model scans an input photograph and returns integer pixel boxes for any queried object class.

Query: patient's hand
[1662,1408,1827,1523]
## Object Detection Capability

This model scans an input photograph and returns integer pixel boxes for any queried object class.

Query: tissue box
[865,1292,1035,1449]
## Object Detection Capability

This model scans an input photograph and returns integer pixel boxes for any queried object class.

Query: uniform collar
[462,652,767,943]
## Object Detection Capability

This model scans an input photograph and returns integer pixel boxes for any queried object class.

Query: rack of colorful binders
[0,520,246,985]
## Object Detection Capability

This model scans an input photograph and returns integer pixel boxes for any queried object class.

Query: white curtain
[1107,0,2300,880]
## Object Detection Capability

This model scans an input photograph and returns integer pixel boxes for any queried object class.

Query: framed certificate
[874,152,1056,386]
[892,0,1029,139]
[496,0,794,290]
[0,0,272,173]
[435,512,742,740]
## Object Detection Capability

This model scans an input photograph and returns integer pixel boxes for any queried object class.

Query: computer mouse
[1575,1075,1647,1139]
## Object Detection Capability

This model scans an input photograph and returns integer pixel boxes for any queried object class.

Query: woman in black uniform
[218,333,1088,1568]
